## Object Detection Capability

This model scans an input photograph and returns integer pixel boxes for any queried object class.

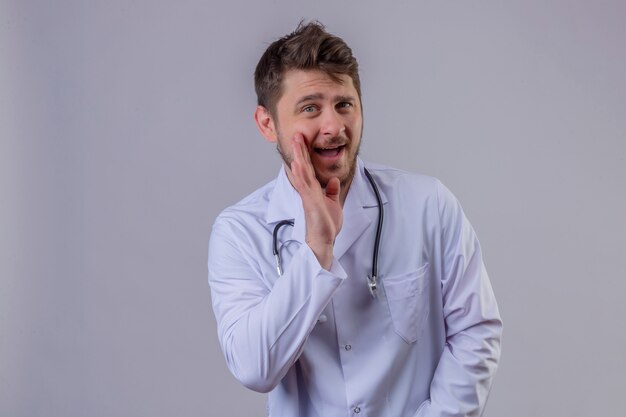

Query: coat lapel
[333,159,386,261]
[265,166,304,245]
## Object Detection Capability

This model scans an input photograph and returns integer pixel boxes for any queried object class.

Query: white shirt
[208,158,501,417]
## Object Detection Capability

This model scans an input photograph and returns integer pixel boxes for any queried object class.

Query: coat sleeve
[208,215,346,393]
[418,181,502,417]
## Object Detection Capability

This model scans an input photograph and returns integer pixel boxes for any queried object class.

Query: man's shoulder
[362,160,442,196]
[362,160,464,226]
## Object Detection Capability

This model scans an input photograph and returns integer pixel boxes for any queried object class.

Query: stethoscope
[272,167,384,298]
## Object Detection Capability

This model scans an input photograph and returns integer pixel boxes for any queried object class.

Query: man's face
[264,70,363,189]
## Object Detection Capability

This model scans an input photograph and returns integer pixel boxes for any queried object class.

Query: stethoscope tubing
[273,219,294,276]
[363,167,384,295]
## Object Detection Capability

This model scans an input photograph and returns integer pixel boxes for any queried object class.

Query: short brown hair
[254,21,361,116]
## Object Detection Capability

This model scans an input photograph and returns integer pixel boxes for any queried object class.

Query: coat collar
[265,158,388,260]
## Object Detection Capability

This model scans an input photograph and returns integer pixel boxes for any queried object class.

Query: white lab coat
[208,158,501,417]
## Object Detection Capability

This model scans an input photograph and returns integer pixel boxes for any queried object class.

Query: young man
[208,22,502,417]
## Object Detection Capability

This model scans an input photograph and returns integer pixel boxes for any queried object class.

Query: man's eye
[338,102,353,109]
[302,105,316,113]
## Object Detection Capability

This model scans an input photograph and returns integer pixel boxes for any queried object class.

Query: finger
[290,139,306,182]
[292,135,315,184]
[290,144,312,194]
[292,135,310,173]
[291,134,305,167]
[293,133,313,167]
[325,177,341,203]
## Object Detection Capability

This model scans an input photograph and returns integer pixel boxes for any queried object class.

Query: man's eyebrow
[335,95,356,103]
[295,94,324,107]
[294,94,357,107]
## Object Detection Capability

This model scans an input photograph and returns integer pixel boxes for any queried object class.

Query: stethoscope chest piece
[367,275,378,298]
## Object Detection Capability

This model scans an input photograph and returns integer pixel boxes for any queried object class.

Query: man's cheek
[293,122,316,142]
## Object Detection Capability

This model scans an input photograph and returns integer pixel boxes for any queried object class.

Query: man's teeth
[315,145,344,156]
[317,147,341,156]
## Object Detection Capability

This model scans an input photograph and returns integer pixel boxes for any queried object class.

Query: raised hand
[288,133,342,270]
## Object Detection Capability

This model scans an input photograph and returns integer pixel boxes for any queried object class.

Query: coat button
[353,406,361,413]
[344,344,352,351]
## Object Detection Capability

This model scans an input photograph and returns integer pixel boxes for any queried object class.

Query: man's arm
[418,181,502,416]
[209,224,345,393]
[208,133,345,393]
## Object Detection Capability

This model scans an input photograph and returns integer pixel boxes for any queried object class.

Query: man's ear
[254,106,278,143]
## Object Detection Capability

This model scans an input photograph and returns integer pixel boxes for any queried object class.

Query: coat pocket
[382,263,430,344]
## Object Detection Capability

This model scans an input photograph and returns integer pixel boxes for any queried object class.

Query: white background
[2,1,625,416]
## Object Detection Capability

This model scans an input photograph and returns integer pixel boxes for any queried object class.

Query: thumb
[325,177,341,202]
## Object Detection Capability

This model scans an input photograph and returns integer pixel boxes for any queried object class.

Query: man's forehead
[269,69,360,116]
[281,70,356,98]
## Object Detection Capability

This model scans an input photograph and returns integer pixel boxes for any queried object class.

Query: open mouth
[314,145,346,158]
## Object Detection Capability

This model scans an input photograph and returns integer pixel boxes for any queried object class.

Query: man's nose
[320,110,345,138]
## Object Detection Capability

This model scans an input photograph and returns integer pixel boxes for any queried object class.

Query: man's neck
[338,177,353,207]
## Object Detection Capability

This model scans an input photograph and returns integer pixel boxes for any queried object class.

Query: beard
[276,136,360,189]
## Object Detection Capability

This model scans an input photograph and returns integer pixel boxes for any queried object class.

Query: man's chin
[315,163,357,189]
